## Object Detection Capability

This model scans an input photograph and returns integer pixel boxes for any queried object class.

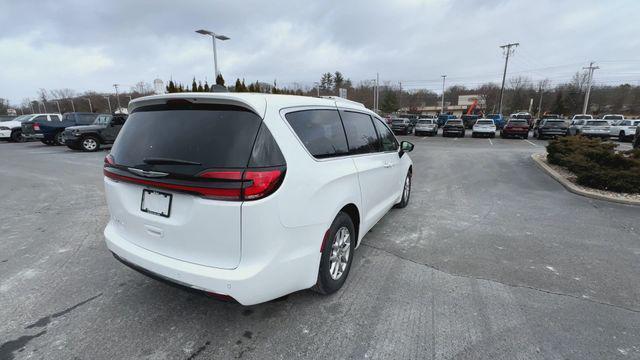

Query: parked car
[391,118,414,135]
[103,93,414,305]
[63,114,127,151]
[22,112,98,145]
[500,119,529,139]
[534,119,569,140]
[437,114,456,127]
[442,119,465,137]
[461,114,480,129]
[510,112,534,128]
[487,114,505,129]
[580,120,611,138]
[534,114,561,128]
[602,114,624,125]
[471,119,496,138]
[567,115,594,136]
[0,114,40,142]
[414,119,438,136]
[608,119,640,142]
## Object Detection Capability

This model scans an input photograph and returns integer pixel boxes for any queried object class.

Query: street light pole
[196,29,230,80]
[314,82,320,97]
[498,42,519,115]
[54,100,61,113]
[86,98,93,112]
[70,99,75,112]
[582,62,599,114]
[441,75,447,114]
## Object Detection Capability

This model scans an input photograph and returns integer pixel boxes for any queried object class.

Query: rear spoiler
[128,93,267,119]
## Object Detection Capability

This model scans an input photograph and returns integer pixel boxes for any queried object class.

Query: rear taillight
[33,122,40,131]
[104,154,114,165]
[243,170,284,200]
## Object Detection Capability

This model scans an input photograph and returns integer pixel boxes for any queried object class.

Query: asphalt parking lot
[1,134,639,360]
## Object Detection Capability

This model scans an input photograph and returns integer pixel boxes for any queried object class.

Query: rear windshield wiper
[143,157,202,166]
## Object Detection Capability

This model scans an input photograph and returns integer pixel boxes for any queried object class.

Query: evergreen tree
[235,78,243,92]
[241,79,247,92]
[197,81,204,92]
[216,74,225,86]
[334,71,345,91]
[203,81,210,92]
[254,81,261,93]
[191,78,197,92]
[380,91,399,113]
[167,80,176,93]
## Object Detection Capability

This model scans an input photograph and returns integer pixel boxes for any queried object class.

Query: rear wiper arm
[143,157,202,166]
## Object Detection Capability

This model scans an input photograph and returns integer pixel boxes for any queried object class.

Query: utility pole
[54,100,61,113]
[375,72,379,113]
[113,84,121,111]
[314,82,320,97]
[441,75,447,114]
[582,62,599,114]
[104,96,112,113]
[498,42,519,115]
[537,83,544,118]
[86,98,93,112]
[398,81,402,111]
[69,99,75,112]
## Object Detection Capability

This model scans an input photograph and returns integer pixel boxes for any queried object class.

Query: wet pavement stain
[25,293,102,329]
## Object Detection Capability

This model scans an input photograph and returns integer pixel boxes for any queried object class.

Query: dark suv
[22,112,99,145]
[391,118,414,135]
[534,119,569,140]
[442,119,465,137]
[63,114,127,151]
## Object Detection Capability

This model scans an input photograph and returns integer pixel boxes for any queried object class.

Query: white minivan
[104,93,414,305]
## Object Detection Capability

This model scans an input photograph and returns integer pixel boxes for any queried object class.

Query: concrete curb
[531,153,640,206]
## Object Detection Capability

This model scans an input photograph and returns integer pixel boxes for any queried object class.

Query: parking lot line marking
[525,140,537,147]
[488,138,494,146]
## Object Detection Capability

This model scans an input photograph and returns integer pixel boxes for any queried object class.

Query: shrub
[546,136,640,193]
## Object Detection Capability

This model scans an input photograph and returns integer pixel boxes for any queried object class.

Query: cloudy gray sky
[1,0,639,104]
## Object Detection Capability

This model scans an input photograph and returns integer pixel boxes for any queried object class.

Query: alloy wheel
[82,138,98,151]
[329,227,351,280]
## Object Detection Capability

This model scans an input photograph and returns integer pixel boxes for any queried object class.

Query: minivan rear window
[110,104,263,174]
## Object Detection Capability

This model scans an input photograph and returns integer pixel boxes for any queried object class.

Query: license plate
[141,189,172,218]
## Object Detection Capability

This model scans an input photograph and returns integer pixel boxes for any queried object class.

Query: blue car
[487,114,505,129]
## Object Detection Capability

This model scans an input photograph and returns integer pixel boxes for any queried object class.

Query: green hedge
[546,136,640,194]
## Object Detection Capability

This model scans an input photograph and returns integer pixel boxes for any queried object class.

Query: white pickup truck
[602,114,624,125]
[609,119,640,142]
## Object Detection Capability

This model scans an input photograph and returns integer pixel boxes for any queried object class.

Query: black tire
[42,139,54,146]
[10,130,24,142]
[80,135,100,152]
[313,211,356,295]
[619,131,626,142]
[523,133,529,139]
[394,170,412,209]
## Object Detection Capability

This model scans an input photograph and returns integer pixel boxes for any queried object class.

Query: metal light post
[196,29,230,80]
[41,101,48,113]
[54,100,61,113]
[582,62,599,114]
[86,98,93,112]
[104,96,112,113]
[314,82,320,97]
[29,102,34,114]
[113,84,121,111]
[69,99,75,112]
[441,75,447,114]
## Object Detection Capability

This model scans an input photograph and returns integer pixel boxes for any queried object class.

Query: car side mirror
[399,141,414,157]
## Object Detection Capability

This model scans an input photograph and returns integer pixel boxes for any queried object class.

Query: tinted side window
[248,123,285,167]
[341,111,381,154]
[33,115,48,122]
[373,119,398,152]
[78,114,97,125]
[285,109,349,158]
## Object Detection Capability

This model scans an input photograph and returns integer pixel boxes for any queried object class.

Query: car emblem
[128,168,169,178]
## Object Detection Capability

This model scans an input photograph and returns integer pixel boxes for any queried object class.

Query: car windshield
[392,119,405,124]
[514,114,532,119]
[10,115,31,122]
[418,120,433,124]
[446,120,462,125]
[586,121,608,126]
[544,120,566,125]
[508,120,528,125]
[574,115,592,120]
[604,115,623,120]
[476,120,494,125]
[543,115,560,119]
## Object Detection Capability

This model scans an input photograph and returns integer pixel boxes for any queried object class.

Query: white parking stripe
[524,140,537,147]
[488,138,494,146]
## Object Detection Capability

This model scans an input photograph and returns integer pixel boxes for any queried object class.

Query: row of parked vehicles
[387,113,640,145]
[0,112,127,151]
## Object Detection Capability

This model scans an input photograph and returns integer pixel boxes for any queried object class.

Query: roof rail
[321,96,365,108]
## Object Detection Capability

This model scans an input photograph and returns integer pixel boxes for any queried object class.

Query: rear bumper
[22,133,44,139]
[472,129,495,134]
[105,218,325,306]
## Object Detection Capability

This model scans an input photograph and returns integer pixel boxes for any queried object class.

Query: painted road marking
[525,140,537,147]
[488,138,494,146]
